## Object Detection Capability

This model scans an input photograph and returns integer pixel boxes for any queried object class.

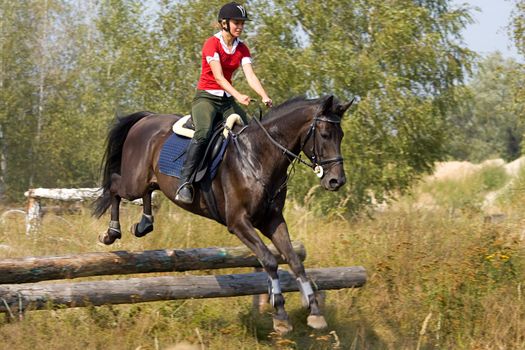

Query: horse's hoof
[130,222,153,238]
[98,230,120,245]
[273,318,293,335]
[307,315,328,330]
[98,232,110,245]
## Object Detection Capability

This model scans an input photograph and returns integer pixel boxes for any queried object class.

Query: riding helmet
[218,2,250,21]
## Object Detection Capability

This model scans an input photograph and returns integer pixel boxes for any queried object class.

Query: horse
[92,95,353,334]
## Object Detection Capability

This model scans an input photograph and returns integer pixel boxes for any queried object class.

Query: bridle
[252,111,343,178]
[302,116,344,176]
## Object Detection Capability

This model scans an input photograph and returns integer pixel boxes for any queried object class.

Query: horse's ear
[320,95,334,114]
[336,98,355,116]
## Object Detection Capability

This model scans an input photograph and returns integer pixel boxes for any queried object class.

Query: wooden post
[0,242,306,284]
[0,267,367,313]
[25,192,41,235]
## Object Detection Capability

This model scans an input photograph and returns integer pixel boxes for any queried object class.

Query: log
[0,267,367,312]
[24,187,156,205]
[0,242,306,284]
[24,188,102,201]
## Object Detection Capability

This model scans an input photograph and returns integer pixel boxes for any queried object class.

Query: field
[1,161,524,349]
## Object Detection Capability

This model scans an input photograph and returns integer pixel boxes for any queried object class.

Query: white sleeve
[241,57,252,65]
[206,52,220,63]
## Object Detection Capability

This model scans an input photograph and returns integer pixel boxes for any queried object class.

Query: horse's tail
[92,111,154,218]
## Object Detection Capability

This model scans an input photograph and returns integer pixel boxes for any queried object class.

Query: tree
[0,0,476,215]
[0,1,43,200]
[248,0,474,214]
[448,53,525,162]
[510,0,525,56]
[509,0,525,144]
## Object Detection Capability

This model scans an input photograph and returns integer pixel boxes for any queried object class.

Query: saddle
[158,113,243,181]
[158,113,244,223]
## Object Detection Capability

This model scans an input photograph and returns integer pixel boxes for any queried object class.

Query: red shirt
[197,33,252,93]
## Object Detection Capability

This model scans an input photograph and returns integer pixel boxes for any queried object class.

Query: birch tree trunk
[30,0,49,187]
[0,5,6,201]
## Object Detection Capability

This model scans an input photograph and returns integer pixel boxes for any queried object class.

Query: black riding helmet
[218,2,250,21]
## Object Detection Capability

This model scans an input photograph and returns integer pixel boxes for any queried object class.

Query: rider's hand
[237,94,251,106]
[262,97,273,108]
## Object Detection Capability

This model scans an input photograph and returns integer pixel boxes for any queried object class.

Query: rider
[175,2,273,204]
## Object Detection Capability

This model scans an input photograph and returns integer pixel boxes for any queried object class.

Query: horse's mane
[261,96,318,122]
[260,95,343,123]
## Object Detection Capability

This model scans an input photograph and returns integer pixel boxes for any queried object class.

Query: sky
[452,0,521,61]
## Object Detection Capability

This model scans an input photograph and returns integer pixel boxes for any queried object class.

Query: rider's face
[225,19,245,37]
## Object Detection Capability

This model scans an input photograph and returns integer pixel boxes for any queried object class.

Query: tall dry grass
[0,174,524,349]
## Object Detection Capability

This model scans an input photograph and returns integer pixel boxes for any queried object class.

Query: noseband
[253,114,343,178]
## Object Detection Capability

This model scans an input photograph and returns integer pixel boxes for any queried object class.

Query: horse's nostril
[329,178,339,188]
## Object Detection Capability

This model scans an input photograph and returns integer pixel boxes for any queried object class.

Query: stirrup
[175,182,194,203]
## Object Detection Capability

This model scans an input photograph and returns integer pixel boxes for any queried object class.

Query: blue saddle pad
[158,133,230,179]
[158,134,191,178]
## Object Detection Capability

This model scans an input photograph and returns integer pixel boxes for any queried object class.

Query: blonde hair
[212,19,227,30]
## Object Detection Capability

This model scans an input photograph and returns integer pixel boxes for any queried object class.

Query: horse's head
[302,95,353,191]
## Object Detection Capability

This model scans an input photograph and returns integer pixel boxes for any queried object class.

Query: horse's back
[119,113,181,195]
[126,113,180,139]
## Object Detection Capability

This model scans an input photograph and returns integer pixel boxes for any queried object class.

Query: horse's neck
[238,106,313,179]
[259,106,312,153]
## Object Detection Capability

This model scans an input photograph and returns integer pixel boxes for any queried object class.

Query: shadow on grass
[240,304,387,349]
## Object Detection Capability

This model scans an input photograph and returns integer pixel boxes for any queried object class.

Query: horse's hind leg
[130,188,155,238]
[261,214,328,330]
[228,215,293,335]
[99,173,123,245]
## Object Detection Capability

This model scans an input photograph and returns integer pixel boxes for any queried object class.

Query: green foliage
[0,0,476,215]
[263,0,475,214]
[0,1,42,199]
[447,53,525,162]
[510,0,525,56]
[419,164,509,214]
[497,162,525,208]
[478,164,509,190]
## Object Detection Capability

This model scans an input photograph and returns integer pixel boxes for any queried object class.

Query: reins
[251,104,343,179]
[252,116,314,169]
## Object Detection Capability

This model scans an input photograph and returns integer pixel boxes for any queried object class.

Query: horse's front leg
[260,214,328,330]
[228,215,293,335]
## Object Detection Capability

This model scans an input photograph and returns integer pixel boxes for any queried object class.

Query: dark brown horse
[93,95,353,334]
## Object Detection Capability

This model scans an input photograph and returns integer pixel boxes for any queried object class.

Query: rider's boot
[175,139,207,204]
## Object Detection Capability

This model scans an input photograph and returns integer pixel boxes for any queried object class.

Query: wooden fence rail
[0,242,306,284]
[0,267,367,313]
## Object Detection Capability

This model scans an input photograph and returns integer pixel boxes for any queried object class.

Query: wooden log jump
[0,267,366,313]
[0,242,306,284]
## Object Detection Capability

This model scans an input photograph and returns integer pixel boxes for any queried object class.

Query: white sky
[452,0,521,61]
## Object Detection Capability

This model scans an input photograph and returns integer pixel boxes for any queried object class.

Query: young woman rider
[176,2,273,203]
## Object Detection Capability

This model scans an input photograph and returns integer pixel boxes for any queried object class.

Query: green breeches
[191,90,248,143]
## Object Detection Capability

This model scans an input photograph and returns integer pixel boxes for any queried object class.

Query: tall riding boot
[175,139,207,204]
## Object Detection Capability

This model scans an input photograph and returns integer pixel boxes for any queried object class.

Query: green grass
[416,163,510,215]
[0,189,524,349]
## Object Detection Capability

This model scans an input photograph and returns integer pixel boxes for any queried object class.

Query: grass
[416,163,510,215]
[0,182,524,349]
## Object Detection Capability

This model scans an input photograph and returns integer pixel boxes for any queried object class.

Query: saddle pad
[158,133,191,178]
[158,133,230,180]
